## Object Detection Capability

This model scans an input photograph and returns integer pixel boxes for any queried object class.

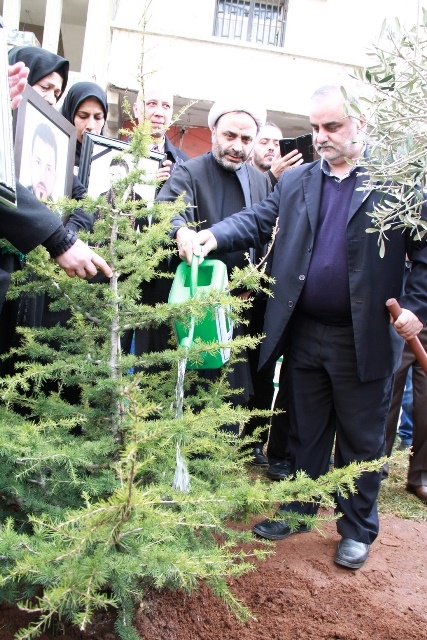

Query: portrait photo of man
[14,91,74,205]
[28,122,57,202]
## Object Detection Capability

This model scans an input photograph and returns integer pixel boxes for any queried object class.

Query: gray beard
[213,149,245,173]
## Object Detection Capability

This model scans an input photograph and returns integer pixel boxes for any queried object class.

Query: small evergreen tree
[0,18,387,640]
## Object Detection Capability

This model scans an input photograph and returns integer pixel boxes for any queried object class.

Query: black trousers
[279,313,393,544]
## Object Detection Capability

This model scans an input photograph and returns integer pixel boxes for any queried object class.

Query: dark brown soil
[1,513,426,640]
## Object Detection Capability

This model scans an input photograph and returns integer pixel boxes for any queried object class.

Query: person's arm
[177,185,281,264]
[395,202,427,338]
[155,163,197,233]
[64,176,95,233]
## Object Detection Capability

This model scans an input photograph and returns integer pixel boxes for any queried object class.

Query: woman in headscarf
[7,46,91,229]
[0,49,98,373]
[60,81,108,167]
[8,45,69,105]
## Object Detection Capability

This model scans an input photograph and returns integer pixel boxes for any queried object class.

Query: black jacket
[209,160,427,380]
[0,181,66,311]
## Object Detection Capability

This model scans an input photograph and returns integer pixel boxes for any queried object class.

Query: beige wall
[285,0,422,65]
[108,0,423,123]
[108,27,361,120]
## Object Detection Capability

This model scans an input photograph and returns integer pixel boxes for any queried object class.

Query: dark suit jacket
[164,136,189,166]
[209,160,427,381]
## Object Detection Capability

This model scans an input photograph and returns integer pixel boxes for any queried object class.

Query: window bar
[247,0,255,42]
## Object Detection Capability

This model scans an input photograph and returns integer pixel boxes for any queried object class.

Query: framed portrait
[0,27,16,208]
[13,85,76,204]
[78,132,166,204]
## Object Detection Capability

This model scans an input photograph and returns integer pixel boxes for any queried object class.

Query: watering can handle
[179,254,199,350]
[190,253,200,298]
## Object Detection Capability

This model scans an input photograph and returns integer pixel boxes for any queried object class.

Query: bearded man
[156,101,271,442]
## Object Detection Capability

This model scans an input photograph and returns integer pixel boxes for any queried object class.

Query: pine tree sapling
[0,82,386,640]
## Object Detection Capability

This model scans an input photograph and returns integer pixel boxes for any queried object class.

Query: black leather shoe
[252,445,268,466]
[407,483,427,503]
[266,460,292,480]
[253,518,311,540]
[334,537,370,569]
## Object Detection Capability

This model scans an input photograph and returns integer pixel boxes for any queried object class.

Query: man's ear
[133,102,139,120]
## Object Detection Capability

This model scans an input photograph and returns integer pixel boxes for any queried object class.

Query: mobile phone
[279,134,313,164]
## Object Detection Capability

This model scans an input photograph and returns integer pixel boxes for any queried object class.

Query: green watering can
[168,255,233,369]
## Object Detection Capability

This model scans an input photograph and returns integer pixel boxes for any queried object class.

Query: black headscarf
[60,82,108,125]
[8,46,69,100]
[60,82,109,166]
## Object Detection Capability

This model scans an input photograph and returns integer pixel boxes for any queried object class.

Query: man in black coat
[160,101,271,437]
[175,85,427,569]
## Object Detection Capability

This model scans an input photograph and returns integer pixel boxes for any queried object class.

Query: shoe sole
[266,472,291,481]
[334,556,367,569]
[252,525,311,541]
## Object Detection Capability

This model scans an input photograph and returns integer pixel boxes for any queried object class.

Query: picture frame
[13,85,76,204]
[0,26,16,208]
[78,132,166,204]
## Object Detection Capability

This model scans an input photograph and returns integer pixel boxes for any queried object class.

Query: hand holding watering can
[176,227,218,265]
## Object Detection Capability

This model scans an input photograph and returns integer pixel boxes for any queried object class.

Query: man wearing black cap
[157,101,271,451]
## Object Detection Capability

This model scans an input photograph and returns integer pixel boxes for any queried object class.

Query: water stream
[172,357,190,492]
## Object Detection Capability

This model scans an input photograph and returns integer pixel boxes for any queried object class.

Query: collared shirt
[320,157,360,183]
[150,138,165,154]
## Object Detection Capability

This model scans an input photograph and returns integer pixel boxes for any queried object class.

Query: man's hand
[54,238,113,279]
[196,230,218,258]
[9,62,29,109]
[392,308,423,341]
[270,149,303,181]
[157,159,173,182]
[176,227,218,265]
[176,227,199,263]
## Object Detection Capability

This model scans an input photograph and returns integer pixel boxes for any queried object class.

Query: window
[213,0,289,47]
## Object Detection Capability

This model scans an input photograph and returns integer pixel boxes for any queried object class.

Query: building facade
[1,0,423,156]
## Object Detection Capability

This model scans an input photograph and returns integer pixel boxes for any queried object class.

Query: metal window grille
[213,0,288,47]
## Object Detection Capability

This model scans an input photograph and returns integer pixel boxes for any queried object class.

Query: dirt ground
[1,512,426,640]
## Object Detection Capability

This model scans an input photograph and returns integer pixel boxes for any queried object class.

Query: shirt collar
[320,144,367,182]
[320,158,360,182]
[150,138,165,153]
